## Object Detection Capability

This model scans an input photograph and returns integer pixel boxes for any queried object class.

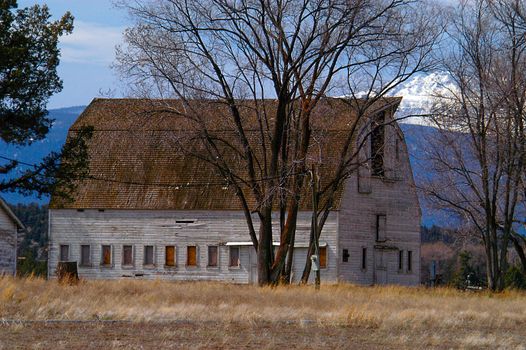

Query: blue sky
[18,1,458,109]
[18,1,130,108]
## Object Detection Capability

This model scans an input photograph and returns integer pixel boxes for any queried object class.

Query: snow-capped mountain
[391,72,457,126]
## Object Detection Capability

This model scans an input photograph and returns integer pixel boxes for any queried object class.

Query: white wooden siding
[337,114,421,286]
[0,207,17,276]
[48,210,338,283]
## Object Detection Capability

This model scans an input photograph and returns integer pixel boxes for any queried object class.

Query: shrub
[451,251,484,289]
[504,265,526,290]
[17,249,47,278]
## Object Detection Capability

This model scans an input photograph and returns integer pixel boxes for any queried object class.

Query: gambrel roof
[50,97,401,210]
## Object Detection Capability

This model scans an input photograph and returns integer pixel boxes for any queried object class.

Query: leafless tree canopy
[424,0,526,291]
[115,0,439,285]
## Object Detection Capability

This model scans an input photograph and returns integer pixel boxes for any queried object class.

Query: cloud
[59,20,125,65]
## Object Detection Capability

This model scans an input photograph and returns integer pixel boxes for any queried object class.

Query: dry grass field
[1,277,526,349]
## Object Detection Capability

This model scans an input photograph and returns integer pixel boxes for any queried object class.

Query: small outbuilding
[0,196,24,276]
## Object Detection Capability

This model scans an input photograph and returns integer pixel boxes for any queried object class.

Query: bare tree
[491,0,526,280]
[115,0,439,285]
[424,0,526,291]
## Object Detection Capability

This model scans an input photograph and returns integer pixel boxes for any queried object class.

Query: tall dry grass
[1,276,526,347]
[0,276,525,326]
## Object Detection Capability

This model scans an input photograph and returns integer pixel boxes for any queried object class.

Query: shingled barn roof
[50,97,401,210]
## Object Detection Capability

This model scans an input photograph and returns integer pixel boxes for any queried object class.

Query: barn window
[407,250,413,272]
[165,246,175,267]
[342,249,350,263]
[208,246,218,267]
[371,112,385,177]
[229,246,240,267]
[101,245,112,266]
[80,245,91,266]
[361,247,367,270]
[122,245,134,266]
[375,214,386,242]
[187,245,197,266]
[144,246,154,266]
[398,250,404,271]
[59,245,69,262]
[319,246,327,268]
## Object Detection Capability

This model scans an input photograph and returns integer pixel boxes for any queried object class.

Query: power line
[0,155,39,168]
[1,153,310,188]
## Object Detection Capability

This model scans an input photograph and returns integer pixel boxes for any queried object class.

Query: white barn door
[374,249,388,285]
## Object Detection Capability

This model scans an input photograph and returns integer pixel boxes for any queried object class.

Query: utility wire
[0,155,39,167]
[0,154,310,188]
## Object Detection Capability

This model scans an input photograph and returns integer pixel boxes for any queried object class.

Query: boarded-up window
[398,250,403,270]
[342,249,349,263]
[407,250,413,272]
[229,246,240,267]
[80,245,90,266]
[361,247,367,270]
[208,246,218,267]
[319,246,327,268]
[376,214,386,242]
[122,245,133,266]
[59,245,69,262]
[102,245,112,266]
[144,245,154,266]
[187,246,197,266]
[165,246,175,266]
[371,112,385,177]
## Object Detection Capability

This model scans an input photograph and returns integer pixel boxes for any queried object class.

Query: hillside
[0,106,85,204]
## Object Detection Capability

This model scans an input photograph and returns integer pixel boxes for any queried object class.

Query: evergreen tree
[0,0,91,197]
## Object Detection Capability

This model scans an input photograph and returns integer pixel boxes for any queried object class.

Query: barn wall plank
[0,207,17,276]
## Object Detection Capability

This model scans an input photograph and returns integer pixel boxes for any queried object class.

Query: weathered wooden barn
[48,98,421,285]
[0,196,24,276]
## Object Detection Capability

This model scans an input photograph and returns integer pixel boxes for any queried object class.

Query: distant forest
[11,203,48,276]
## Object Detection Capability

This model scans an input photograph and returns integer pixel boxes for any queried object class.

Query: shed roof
[50,97,401,210]
[0,196,25,229]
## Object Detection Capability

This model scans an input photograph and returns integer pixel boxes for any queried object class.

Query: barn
[0,196,24,276]
[48,97,421,285]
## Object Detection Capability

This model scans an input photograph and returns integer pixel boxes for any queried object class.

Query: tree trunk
[257,209,273,285]
[510,234,526,275]
[300,241,314,284]
[282,234,295,284]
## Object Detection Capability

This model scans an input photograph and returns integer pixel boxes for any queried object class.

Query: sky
[17,0,459,110]
[18,0,130,109]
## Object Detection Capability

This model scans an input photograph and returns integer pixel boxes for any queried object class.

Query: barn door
[248,247,258,284]
[374,249,388,285]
